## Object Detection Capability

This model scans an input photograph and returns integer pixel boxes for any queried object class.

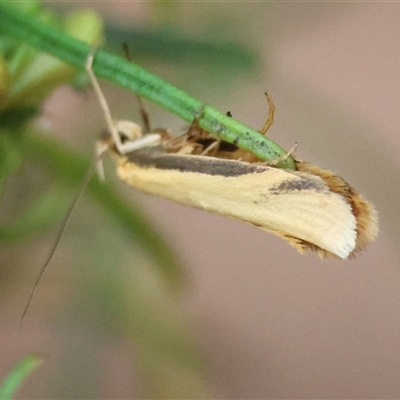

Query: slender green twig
[0,4,295,169]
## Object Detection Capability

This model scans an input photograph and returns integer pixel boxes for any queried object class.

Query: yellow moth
[87,55,378,261]
[19,56,379,328]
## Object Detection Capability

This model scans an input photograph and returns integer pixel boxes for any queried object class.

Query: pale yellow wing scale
[113,147,378,259]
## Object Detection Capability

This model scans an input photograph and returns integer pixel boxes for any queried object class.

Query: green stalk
[0,4,295,169]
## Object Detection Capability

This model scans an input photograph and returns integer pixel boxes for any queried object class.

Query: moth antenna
[135,95,151,134]
[86,52,126,155]
[20,151,107,330]
[122,43,151,133]
[260,92,276,136]
[122,42,131,61]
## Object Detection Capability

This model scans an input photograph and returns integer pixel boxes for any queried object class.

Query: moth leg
[261,142,298,166]
[120,133,161,153]
[95,138,112,181]
[201,139,221,156]
[163,112,200,151]
[165,108,207,151]
[185,113,203,141]
[95,132,160,182]
[166,106,216,154]
[185,108,223,155]
[260,92,275,136]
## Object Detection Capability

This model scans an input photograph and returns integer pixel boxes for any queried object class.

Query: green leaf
[0,355,42,400]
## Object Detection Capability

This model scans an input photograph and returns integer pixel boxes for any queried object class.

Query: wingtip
[295,160,378,260]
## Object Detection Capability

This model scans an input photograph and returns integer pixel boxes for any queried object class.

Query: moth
[87,55,378,261]
[19,55,379,328]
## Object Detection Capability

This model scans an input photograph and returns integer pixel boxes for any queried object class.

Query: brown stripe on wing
[126,145,270,178]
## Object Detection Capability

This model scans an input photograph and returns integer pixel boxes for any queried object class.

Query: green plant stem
[0,4,295,169]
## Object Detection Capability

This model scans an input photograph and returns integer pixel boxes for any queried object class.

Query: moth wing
[116,156,357,259]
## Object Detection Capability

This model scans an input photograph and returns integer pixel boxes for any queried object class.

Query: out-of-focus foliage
[0,2,102,115]
[0,2,210,398]
[0,355,42,400]
[105,25,258,73]
[0,4,102,239]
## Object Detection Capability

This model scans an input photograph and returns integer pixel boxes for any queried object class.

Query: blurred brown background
[1,3,398,399]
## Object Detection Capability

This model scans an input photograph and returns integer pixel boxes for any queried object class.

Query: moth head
[115,120,144,142]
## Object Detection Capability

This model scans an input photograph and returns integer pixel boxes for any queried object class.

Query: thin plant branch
[0,4,296,169]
